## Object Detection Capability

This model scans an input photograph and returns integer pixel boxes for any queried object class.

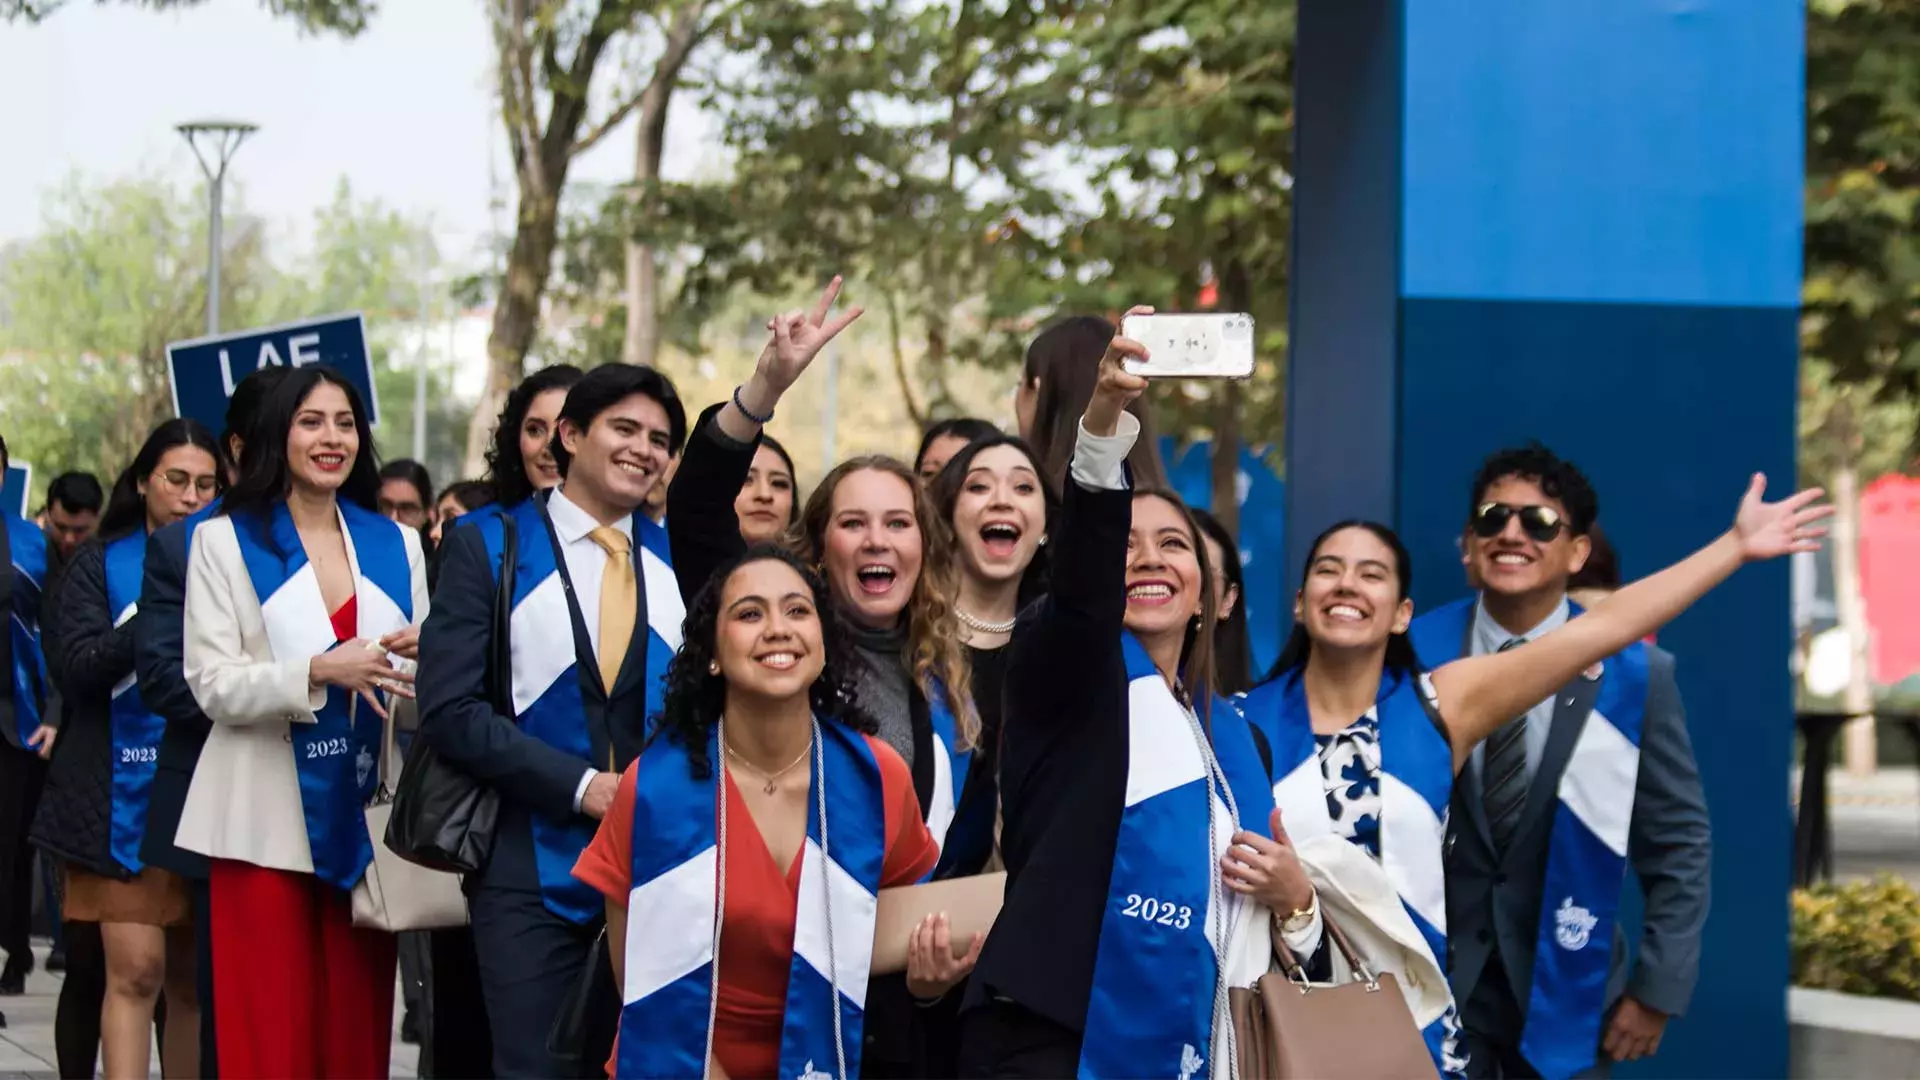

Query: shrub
[1791,875,1920,1002]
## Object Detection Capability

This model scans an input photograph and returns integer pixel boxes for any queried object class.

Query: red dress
[210,594,399,1080]
[574,733,939,1079]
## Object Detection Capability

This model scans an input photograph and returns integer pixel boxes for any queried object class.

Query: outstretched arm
[1430,474,1829,770]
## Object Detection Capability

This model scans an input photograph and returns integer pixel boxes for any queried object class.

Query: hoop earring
[708,660,720,675]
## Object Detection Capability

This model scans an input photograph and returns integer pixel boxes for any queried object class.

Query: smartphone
[1119,313,1256,379]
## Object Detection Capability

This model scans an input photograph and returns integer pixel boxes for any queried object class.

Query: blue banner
[166,313,379,432]
[1,465,29,519]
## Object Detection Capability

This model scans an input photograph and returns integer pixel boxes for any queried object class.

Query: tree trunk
[620,79,675,368]
[883,289,927,429]
[1211,380,1242,535]
[1211,258,1253,535]
[1830,457,1877,776]
[465,186,561,476]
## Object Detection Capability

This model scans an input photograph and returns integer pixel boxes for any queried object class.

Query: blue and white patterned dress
[1315,712,1470,1080]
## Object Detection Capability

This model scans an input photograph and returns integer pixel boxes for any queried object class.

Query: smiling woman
[182,367,428,1078]
[571,545,946,1080]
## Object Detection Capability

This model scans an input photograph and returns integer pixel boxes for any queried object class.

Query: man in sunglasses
[1408,443,1709,1079]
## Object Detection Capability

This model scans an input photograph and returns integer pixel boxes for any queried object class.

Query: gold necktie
[588,526,636,692]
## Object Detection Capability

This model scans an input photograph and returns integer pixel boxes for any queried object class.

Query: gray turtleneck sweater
[849,620,914,769]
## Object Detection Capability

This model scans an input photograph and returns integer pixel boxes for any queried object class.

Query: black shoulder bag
[385,517,516,875]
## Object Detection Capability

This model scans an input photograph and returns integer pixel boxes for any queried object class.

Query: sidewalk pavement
[1797,765,1920,884]
[0,943,420,1079]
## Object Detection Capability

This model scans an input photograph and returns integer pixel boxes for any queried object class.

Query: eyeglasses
[154,469,218,497]
[1470,502,1565,543]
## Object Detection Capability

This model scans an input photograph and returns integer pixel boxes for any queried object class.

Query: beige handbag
[1230,913,1438,1080]
[351,698,469,931]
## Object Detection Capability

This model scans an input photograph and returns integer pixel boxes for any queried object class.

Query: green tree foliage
[1802,0,1920,482]
[1,0,374,34]
[0,174,276,479]
[0,175,469,486]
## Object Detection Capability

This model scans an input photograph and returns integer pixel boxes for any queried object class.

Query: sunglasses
[1471,502,1565,543]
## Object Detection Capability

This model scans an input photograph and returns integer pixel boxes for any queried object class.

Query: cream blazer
[176,510,428,875]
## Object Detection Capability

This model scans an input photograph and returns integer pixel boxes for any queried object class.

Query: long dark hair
[1131,485,1219,717]
[221,368,380,517]
[1026,316,1166,490]
[930,433,1056,608]
[652,545,877,779]
[1191,508,1252,696]
[485,364,583,507]
[98,419,226,541]
[1269,519,1421,680]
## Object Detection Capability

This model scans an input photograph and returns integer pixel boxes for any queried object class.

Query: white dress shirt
[545,486,636,808]
[1468,594,1571,792]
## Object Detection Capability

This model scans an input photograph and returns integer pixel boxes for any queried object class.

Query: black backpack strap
[488,515,517,718]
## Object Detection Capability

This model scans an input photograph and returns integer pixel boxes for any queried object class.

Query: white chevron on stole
[1557,709,1638,857]
[510,573,574,714]
[623,847,720,1005]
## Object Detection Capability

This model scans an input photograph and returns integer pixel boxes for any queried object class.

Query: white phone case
[1119,313,1257,379]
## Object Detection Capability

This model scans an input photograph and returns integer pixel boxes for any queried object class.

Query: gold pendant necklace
[725,734,812,795]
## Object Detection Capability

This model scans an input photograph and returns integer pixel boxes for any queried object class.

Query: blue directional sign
[2,465,30,520]
[166,313,380,433]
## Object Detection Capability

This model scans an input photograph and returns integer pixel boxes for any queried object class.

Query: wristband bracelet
[732,384,775,425]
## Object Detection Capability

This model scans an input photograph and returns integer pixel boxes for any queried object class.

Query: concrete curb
[1789,986,1920,1078]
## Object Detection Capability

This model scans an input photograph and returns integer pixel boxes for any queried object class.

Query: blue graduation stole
[1409,597,1649,1080]
[7,514,47,748]
[103,531,168,874]
[475,496,684,925]
[1247,669,1457,1072]
[922,681,976,871]
[1079,635,1272,1080]
[614,719,884,1080]
[229,501,413,890]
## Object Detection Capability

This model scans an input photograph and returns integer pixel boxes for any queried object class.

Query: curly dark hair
[484,364,583,507]
[652,544,878,780]
[1468,442,1599,537]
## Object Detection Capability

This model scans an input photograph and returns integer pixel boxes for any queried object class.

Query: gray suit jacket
[1445,641,1711,1040]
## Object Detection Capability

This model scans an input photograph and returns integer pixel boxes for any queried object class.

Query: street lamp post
[176,120,258,336]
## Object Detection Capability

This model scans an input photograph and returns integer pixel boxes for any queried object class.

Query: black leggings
[54,920,168,1080]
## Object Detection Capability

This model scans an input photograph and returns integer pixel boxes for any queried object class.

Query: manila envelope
[869,871,1006,975]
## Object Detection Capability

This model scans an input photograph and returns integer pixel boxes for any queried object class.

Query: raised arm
[1430,475,1828,768]
[1007,310,1153,721]
[669,277,863,602]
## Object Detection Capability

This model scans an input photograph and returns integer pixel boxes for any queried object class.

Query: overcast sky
[0,0,716,262]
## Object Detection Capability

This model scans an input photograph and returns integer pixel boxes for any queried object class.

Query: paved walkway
[0,944,419,1079]
[1801,765,1920,884]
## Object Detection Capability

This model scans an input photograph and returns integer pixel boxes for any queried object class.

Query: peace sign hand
[756,276,865,395]
[1732,473,1832,563]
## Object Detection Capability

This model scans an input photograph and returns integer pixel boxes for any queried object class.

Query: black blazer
[32,539,127,878]
[962,473,1133,1035]
[133,517,215,879]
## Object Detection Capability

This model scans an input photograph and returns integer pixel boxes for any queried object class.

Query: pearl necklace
[955,608,1016,635]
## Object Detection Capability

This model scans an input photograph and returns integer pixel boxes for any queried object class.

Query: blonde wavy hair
[800,455,979,749]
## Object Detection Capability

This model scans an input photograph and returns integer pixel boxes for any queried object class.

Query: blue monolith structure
[1285,4,1802,1077]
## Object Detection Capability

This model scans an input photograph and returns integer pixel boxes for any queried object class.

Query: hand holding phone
[1118,313,1256,379]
